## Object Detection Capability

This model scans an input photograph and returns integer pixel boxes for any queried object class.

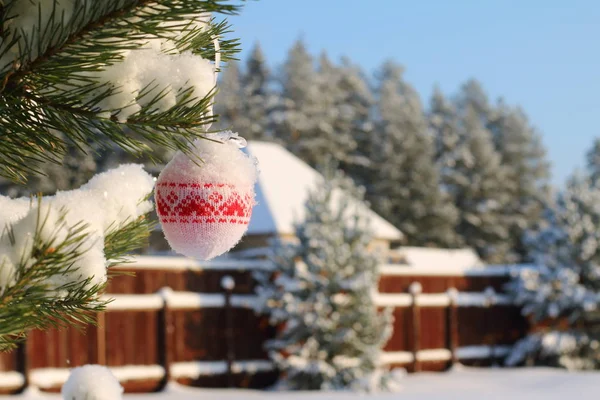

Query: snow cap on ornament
[155,132,257,260]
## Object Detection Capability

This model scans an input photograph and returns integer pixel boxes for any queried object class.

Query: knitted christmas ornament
[155,132,257,260]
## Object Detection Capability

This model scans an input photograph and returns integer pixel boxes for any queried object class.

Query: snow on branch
[0,164,154,348]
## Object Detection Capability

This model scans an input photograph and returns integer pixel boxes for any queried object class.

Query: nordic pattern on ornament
[155,182,253,225]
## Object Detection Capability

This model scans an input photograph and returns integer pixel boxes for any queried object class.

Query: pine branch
[0,0,242,183]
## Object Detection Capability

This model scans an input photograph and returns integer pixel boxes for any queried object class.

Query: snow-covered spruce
[506,331,600,371]
[0,164,154,293]
[506,170,600,369]
[62,365,123,400]
[254,167,398,392]
[369,62,458,249]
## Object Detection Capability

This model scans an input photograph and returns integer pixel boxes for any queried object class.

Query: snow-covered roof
[245,141,403,241]
[389,246,484,269]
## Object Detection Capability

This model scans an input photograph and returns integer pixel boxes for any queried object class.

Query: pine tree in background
[0,0,241,349]
[212,39,556,259]
[369,62,458,247]
[0,137,97,197]
[215,43,273,140]
[586,138,600,185]
[448,102,514,263]
[254,167,397,391]
[242,43,273,140]
[506,169,600,369]
[214,60,242,133]
[273,39,315,149]
[333,57,374,178]
[274,42,359,167]
[490,102,551,262]
[429,87,461,175]
[455,79,491,123]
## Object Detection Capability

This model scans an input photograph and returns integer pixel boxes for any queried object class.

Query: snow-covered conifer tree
[506,168,600,369]
[489,103,551,262]
[215,43,273,140]
[255,167,396,391]
[586,138,600,186]
[446,94,514,262]
[368,62,458,247]
[274,43,361,168]
[214,60,242,132]
[0,0,242,349]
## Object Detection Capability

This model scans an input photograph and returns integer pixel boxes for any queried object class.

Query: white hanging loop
[202,35,220,132]
[212,35,221,85]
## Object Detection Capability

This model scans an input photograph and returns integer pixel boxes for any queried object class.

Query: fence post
[409,282,422,373]
[96,312,107,366]
[157,288,174,390]
[446,288,459,368]
[16,337,30,393]
[484,286,497,365]
[221,275,236,388]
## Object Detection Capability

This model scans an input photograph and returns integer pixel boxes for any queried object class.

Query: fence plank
[157,289,174,390]
[409,283,422,373]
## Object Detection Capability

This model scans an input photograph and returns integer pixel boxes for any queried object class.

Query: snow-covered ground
[3,367,598,400]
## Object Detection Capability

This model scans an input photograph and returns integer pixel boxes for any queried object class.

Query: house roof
[389,246,484,269]
[245,141,403,241]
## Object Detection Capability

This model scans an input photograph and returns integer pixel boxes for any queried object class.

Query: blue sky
[228,0,599,186]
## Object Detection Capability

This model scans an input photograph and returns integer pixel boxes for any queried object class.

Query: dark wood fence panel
[382,308,411,352]
[420,308,448,350]
[0,257,532,394]
[105,311,159,367]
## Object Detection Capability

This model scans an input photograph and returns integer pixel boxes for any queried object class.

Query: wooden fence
[0,256,528,394]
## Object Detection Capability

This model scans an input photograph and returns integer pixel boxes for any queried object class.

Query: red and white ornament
[155,132,257,260]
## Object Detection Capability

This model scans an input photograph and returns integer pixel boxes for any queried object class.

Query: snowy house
[235,141,403,254]
[387,246,484,269]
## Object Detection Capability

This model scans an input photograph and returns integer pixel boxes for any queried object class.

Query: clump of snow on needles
[0,1,215,122]
[62,365,123,400]
[0,164,154,293]
[91,42,215,122]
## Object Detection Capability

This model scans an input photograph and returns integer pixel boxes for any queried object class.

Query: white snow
[456,345,511,359]
[244,141,402,242]
[373,293,412,307]
[0,372,25,389]
[388,246,484,269]
[415,294,451,307]
[379,346,513,365]
[416,349,452,362]
[0,164,154,292]
[379,263,516,277]
[103,294,164,311]
[379,352,414,365]
[456,292,513,307]
[119,255,272,271]
[61,365,123,400]
[374,292,512,308]
[171,360,273,378]
[103,292,259,311]
[3,368,599,399]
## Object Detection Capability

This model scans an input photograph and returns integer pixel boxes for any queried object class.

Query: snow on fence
[0,256,528,394]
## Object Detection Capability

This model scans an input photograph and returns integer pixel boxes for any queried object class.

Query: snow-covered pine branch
[0,0,243,349]
[0,165,154,349]
[0,0,240,184]
[506,167,600,370]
